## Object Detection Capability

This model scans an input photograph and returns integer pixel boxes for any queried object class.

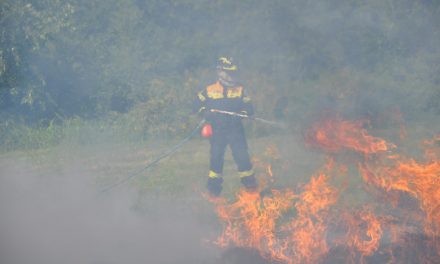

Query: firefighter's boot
[207,177,223,197]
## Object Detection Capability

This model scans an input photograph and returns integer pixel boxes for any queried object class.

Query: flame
[206,118,440,263]
[423,134,440,161]
[340,208,383,258]
[211,160,339,263]
[360,158,440,238]
[213,189,297,262]
[282,173,338,263]
[252,145,281,190]
[305,117,393,154]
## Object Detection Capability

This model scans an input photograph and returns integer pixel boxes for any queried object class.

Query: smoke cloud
[0,155,221,264]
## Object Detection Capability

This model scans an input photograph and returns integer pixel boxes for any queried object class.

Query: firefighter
[194,57,258,196]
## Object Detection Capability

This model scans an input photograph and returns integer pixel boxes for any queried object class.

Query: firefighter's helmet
[217,57,237,71]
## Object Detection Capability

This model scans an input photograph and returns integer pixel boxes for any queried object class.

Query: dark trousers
[209,124,252,174]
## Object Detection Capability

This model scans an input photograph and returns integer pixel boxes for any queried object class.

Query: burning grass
[207,117,440,264]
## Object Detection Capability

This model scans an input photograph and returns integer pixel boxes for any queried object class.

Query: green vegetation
[1,0,440,152]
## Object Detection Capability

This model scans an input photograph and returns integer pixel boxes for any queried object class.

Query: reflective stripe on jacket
[194,82,254,128]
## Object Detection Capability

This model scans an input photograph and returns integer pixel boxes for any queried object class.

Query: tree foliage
[1,0,439,143]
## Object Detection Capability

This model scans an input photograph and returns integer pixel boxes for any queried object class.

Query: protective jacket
[193,81,254,128]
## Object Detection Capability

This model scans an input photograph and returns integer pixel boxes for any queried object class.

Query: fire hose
[210,109,287,128]
[100,110,284,193]
[100,119,206,193]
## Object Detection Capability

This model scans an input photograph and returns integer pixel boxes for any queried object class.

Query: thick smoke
[0,154,221,264]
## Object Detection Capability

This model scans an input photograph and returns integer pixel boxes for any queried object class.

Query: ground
[0,116,438,264]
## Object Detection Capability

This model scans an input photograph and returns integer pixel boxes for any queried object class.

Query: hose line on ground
[100,119,206,193]
[101,110,284,193]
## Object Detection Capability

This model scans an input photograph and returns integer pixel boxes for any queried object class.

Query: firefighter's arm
[193,90,207,115]
[241,89,254,116]
[193,89,215,120]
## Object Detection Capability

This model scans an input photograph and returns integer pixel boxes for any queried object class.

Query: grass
[1,113,438,204]
[0,133,326,221]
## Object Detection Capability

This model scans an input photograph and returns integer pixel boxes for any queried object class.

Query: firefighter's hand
[197,107,210,118]
[239,111,250,117]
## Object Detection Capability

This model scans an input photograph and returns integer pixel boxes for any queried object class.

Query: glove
[239,111,250,117]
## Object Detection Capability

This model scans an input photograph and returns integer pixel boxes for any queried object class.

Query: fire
[360,158,440,239]
[211,161,339,264]
[339,207,383,260]
[212,188,297,262]
[206,118,440,263]
[282,173,338,263]
[305,117,393,154]
[423,134,440,161]
[251,144,281,190]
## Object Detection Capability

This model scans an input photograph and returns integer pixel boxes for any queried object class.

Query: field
[1,114,438,264]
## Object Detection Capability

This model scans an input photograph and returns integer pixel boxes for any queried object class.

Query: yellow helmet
[217,56,237,71]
